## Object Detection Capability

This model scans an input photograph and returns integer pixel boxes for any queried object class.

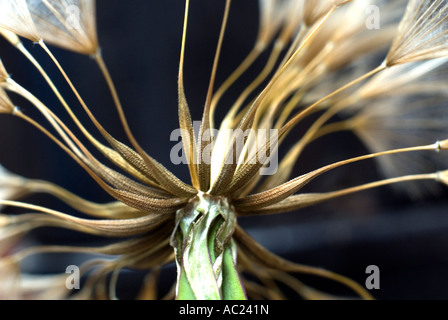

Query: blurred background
[1,0,448,299]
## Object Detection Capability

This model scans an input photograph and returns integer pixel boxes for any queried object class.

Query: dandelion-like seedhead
[0,0,40,42]
[386,0,448,65]
[358,57,448,99]
[1,0,448,300]
[25,0,98,54]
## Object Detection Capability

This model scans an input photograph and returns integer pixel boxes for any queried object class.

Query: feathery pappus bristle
[0,0,40,42]
[386,0,448,66]
[359,57,448,99]
[352,95,448,196]
[25,0,98,55]
[303,0,351,27]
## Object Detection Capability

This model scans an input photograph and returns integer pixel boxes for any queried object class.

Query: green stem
[171,194,246,300]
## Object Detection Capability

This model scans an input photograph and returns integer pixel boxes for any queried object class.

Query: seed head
[386,0,448,66]
[26,0,98,55]
[359,57,448,99]
[0,0,40,42]
[1,0,448,301]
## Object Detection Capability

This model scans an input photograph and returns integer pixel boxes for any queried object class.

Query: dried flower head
[359,57,448,99]
[0,0,40,42]
[25,0,98,55]
[386,0,448,66]
[0,0,448,301]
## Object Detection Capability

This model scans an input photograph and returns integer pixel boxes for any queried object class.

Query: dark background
[1,0,448,299]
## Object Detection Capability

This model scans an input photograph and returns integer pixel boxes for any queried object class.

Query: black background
[1,0,448,300]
